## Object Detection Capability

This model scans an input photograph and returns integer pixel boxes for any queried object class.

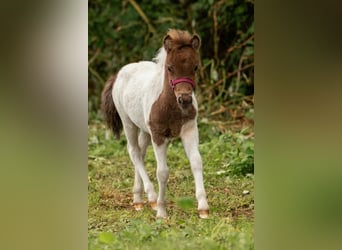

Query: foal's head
[163,29,201,110]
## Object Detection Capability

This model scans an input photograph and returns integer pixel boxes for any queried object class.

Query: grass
[88,118,254,250]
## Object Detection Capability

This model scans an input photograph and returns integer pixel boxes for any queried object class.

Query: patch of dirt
[231,203,254,221]
[99,188,133,209]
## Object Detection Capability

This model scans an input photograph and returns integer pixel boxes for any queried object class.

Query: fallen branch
[227,35,254,54]
[89,66,105,86]
[88,49,100,66]
[235,48,247,93]
[128,0,156,34]
[213,62,254,87]
[228,62,254,78]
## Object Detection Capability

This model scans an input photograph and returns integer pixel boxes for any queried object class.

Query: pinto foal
[101,29,209,218]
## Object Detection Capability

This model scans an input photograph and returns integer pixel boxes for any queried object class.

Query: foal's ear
[163,35,172,52]
[191,34,201,50]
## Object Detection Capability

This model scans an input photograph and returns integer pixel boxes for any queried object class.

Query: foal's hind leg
[123,122,157,210]
[133,169,144,210]
[133,132,156,210]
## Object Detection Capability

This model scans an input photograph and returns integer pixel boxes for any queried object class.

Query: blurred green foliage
[89,0,254,123]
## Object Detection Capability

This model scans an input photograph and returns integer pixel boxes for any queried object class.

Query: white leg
[181,121,209,218]
[138,131,151,159]
[132,169,144,210]
[133,132,150,207]
[133,132,155,209]
[152,141,169,218]
[123,122,157,209]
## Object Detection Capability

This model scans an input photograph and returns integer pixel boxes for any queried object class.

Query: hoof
[199,210,209,219]
[149,201,157,210]
[133,203,144,211]
[156,214,167,219]
[156,211,167,219]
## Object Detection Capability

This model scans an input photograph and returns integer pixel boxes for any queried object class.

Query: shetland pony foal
[101,29,209,218]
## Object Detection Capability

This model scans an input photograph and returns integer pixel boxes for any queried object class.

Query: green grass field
[88,118,254,249]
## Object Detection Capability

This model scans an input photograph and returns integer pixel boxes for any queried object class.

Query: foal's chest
[149,103,196,145]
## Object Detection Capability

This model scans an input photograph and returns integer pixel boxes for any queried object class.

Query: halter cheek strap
[170,77,196,90]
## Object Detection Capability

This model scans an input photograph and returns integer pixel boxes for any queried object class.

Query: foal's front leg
[181,121,209,218]
[152,141,169,218]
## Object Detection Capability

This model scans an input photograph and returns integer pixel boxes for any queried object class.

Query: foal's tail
[101,75,123,139]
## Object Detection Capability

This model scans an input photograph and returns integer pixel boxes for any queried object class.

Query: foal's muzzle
[178,94,192,105]
[171,78,195,109]
[177,93,192,108]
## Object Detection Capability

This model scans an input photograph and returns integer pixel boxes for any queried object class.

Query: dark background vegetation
[88,0,254,132]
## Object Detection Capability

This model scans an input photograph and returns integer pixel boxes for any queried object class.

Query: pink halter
[170,77,196,90]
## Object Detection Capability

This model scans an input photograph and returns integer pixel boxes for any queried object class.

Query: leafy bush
[198,124,254,176]
[89,0,254,122]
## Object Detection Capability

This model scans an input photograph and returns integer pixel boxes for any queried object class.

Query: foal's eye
[194,65,198,72]
[167,66,173,72]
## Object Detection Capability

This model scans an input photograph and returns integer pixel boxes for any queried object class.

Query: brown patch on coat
[149,29,201,145]
[149,81,196,145]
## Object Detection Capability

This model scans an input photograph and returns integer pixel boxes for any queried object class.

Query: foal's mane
[153,48,166,66]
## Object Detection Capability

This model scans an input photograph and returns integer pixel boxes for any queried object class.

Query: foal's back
[113,60,164,133]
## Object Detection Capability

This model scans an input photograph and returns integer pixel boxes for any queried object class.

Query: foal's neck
[149,73,197,145]
[160,74,178,104]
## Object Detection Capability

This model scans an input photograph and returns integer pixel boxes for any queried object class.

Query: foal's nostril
[182,94,192,104]
[178,94,192,106]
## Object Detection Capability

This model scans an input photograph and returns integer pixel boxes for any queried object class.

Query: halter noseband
[169,77,196,90]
